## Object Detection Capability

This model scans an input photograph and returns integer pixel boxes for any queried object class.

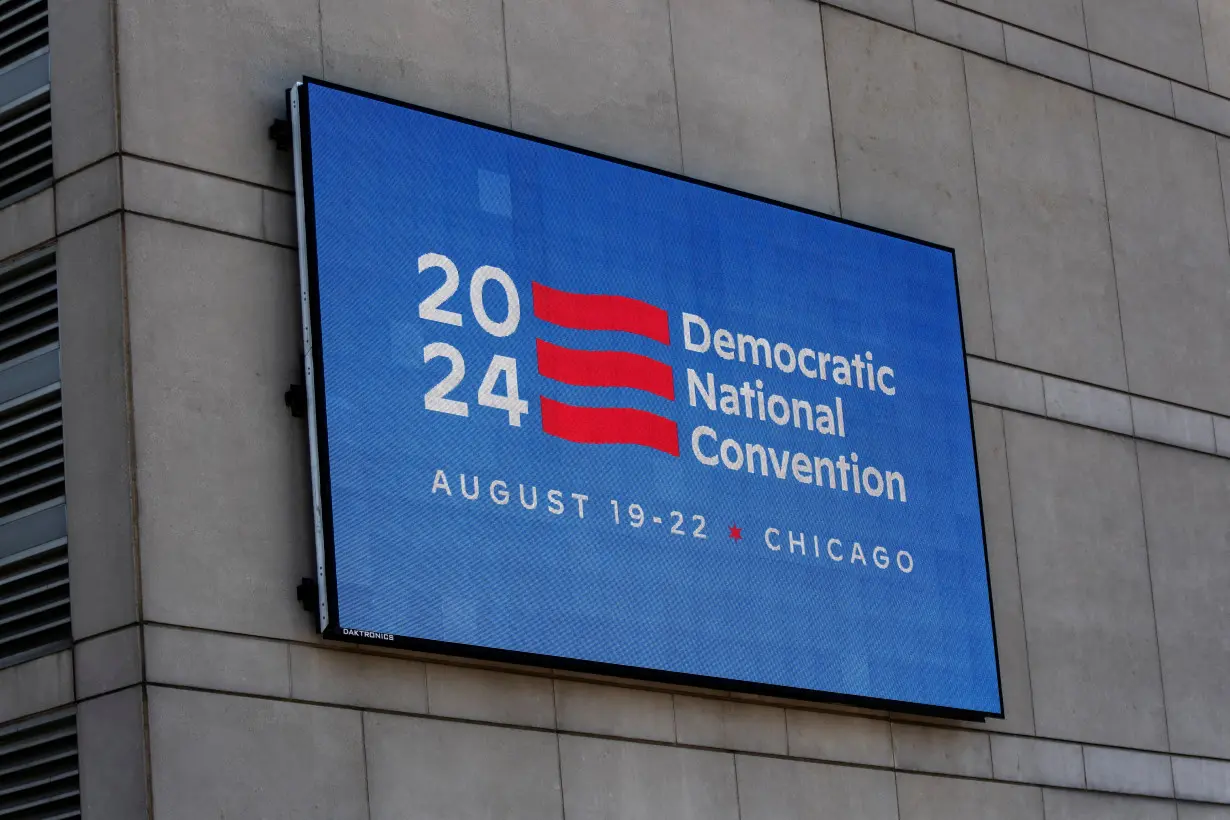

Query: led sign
[292,79,1002,717]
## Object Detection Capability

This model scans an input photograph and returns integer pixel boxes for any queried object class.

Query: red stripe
[539,397,680,457]
[532,282,670,345]
[536,339,675,401]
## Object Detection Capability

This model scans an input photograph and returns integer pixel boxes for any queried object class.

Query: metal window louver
[0,254,56,376]
[0,709,79,820]
[0,1,47,72]
[0,88,50,209]
[0,385,62,520]
[0,250,66,670]
[0,0,51,210]
[0,538,68,668]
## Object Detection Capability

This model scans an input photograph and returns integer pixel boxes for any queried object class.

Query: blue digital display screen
[296,79,1001,717]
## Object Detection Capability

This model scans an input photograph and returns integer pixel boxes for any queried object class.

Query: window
[0,708,79,819]
[0,248,67,670]
[0,0,50,209]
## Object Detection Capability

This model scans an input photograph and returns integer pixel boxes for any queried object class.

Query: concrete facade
[4,0,1229,816]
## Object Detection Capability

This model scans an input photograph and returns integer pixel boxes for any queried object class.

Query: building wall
[8,0,1230,817]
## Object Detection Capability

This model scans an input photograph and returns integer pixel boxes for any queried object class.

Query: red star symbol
[729,524,742,540]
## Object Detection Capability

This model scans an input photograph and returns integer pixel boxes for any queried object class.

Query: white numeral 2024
[419,252,529,427]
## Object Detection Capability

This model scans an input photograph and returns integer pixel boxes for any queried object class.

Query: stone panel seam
[1089,96,1134,394]
[1132,442,1175,755]
[52,206,121,240]
[110,0,122,157]
[52,152,120,185]
[135,622,1230,768]
[70,679,143,707]
[146,680,894,764]
[499,0,514,129]
[70,620,140,645]
[1214,139,1230,334]
[1218,139,1230,258]
[969,355,1230,458]
[555,729,568,820]
[1198,0,1214,98]
[810,0,1230,141]
[663,0,687,176]
[123,210,295,251]
[134,681,1230,806]
[315,0,324,82]
[550,677,559,730]
[141,619,564,681]
[995,406,1038,735]
[932,0,1214,101]
[422,657,432,715]
[280,643,292,699]
[359,711,374,820]
[286,636,296,700]
[889,718,900,768]
[118,194,144,638]
[141,662,1230,784]
[140,684,155,820]
[121,151,295,195]
[817,4,844,218]
[959,52,997,360]
[732,748,745,820]
[116,8,154,792]
[502,0,522,132]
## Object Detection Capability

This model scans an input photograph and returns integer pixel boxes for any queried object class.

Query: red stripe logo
[540,397,680,457]
[533,283,679,456]
[533,282,671,345]
[536,339,675,401]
